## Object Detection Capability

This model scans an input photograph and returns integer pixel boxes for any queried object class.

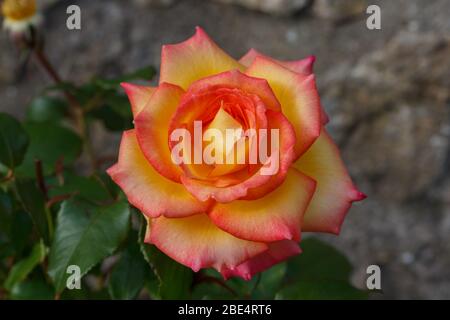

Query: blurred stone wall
[0,0,449,298]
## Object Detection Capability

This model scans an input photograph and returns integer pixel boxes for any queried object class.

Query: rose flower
[108,27,366,280]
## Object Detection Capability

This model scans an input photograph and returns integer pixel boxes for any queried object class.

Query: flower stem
[34,159,48,200]
[34,159,54,239]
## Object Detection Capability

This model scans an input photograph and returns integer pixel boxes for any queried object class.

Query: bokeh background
[1,0,449,299]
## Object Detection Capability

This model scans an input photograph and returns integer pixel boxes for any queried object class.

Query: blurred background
[0,0,449,299]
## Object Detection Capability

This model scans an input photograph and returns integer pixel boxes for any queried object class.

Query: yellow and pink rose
[107,27,366,280]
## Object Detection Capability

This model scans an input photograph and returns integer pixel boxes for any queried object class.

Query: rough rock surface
[214,0,310,15]
[133,0,310,15]
[313,0,367,21]
[36,0,59,10]
[132,0,177,7]
[0,0,449,299]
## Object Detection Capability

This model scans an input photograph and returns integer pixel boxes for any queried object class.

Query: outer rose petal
[240,48,316,75]
[160,26,244,90]
[240,50,329,125]
[320,108,330,125]
[293,128,366,234]
[106,130,211,218]
[147,214,268,273]
[221,240,301,280]
[246,56,321,159]
[209,168,316,242]
[135,83,184,182]
[121,83,156,117]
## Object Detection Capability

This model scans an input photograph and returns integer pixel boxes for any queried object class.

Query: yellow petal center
[2,0,36,21]
[204,106,248,176]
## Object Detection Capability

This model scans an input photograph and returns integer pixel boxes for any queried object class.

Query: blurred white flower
[1,0,42,35]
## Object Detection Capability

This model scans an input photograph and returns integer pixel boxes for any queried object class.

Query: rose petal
[293,128,366,234]
[246,56,321,159]
[320,108,330,125]
[135,83,185,182]
[107,130,211,218]
[242,109,296,200]
[168,70,277,141]
[209,168,316,242]
[221,240,301,280]
[205,107,247,176]
[121,82,156,117]
[185,69,281,111]
[168,87,258,181]
[180,108,297,203]
[160,26,244,90]
[240,48,316,75]
[180,162,273,203]
[147,214,268,273]
[240,51,329,125]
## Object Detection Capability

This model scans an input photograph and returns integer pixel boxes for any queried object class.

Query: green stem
[44,206,54,241]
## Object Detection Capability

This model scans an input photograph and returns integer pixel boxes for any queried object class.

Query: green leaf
[139,218,193,299]
[48,199,130,294]
[90,106,131,131]
[0,208,32,259]
[4,240,47,291]
[48,172,114,205]
[60,285,111,300]
[278,238,367,300]
[252,263,287,299]
[26,96,68,123]
[143,271,160,300]
[0,191,13,254]
[65,83,98,106]
[89,93,133,131]
[14,179,51,244]
[93,66,156,90]
[9,210,33,256]
[286,238,352,283]
[108,240,148,300]
[191,282,236,300]
[0,190,13,235]
[0,112,29,169]
[9,278,54,300]
[192,267,283,300]
[94,171,120,199]
[43,82,78,95]
[142,245,193,300]
[107,94,133,118]
[191,269,237,300]
[15,123,82,178]
[0,163,9,177]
